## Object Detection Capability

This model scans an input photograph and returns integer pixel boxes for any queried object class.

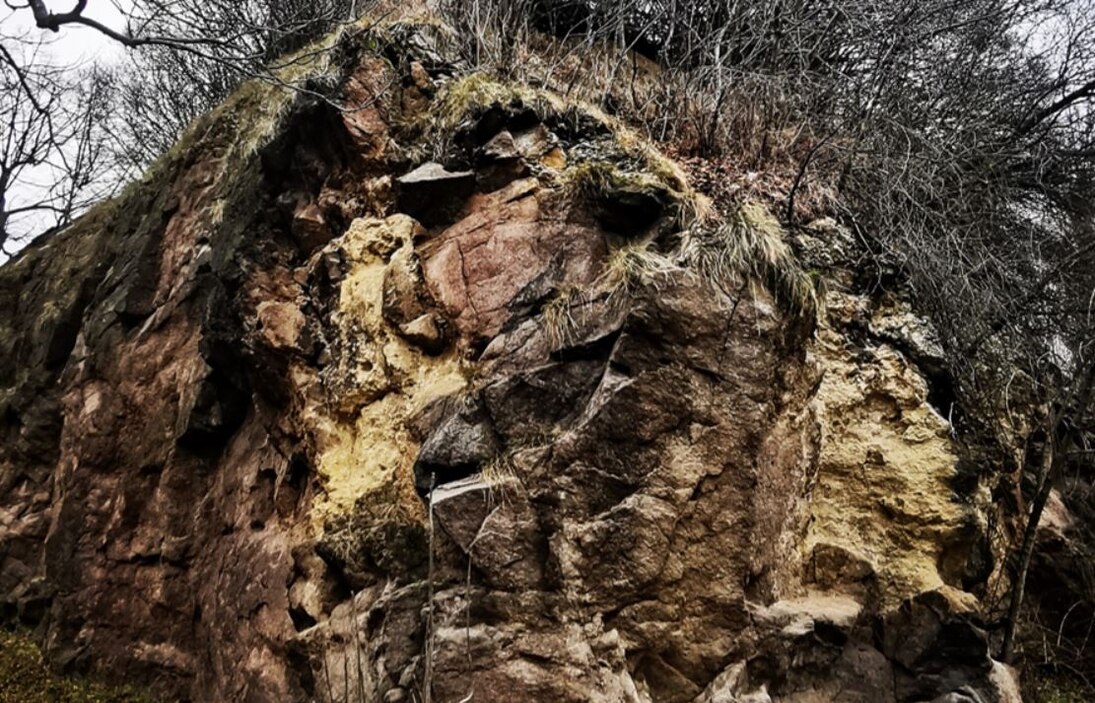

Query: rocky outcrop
[0,19,1021,703]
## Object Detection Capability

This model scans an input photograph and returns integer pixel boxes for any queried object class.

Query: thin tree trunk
[1001,353,1095,663]
[1000,440,1054,663]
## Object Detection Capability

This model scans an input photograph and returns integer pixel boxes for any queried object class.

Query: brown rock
[409,61,432,91]
[481,129,519,162]
[398,314,445,353]
[0,21,1018,703]
[257,300,306,352]
[340,55,395,163]
[292,200,332,252]
[422,178,607,344]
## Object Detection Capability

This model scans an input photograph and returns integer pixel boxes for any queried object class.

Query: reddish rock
[291,200,332,252]
[257,301,306,352]
[0,21,1024,703]
[421,178,607,344]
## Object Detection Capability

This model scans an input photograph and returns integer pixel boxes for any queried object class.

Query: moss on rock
[0,631,150,703]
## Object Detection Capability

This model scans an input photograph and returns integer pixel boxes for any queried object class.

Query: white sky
[2,1,128,64]
[2,1,131,260]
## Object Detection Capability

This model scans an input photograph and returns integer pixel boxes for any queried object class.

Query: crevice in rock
[413,396,500,496]
[550,326,622,364]
[289,606,318,632]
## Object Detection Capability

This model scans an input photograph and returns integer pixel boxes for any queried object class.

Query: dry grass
[435,73,545,129]
[542,285,585,348]
[477,453,528,508]
[597,241,681,296]
[560,160,665,201]
[479,454,521,496]
[681,201,818,322]
[614,129,692,197]
[562,161,624,201]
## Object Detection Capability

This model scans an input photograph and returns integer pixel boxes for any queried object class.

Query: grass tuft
[542,285,585,347]
[479,453,524,505]
[480,454,519,488]
[681,201,818,323]
[562,160,621,201]
[598,241,680,296]
[436,73,542,128]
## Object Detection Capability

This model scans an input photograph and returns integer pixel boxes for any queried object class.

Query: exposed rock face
[0,20,1022,703]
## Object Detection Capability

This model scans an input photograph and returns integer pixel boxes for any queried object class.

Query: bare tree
[0,36,115,252]
[1001,342,1095,663]
[0,0,370,246]
[109,0,369,177]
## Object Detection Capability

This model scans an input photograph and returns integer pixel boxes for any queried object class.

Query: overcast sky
[1,1,131,260]
[3,1,127,64]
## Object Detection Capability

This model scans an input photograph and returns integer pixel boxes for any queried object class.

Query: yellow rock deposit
[807,291,969,606]
[298,215,467,523]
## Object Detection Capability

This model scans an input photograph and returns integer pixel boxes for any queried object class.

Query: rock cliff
[0,19,1029,703]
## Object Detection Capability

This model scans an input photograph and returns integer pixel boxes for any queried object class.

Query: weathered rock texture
[0,19,1024,703]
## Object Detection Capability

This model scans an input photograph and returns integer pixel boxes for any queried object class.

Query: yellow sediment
[298,215,467,526]
[807,292,970,607]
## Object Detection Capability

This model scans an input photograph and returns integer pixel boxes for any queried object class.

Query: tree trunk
[1001,437,1054,663]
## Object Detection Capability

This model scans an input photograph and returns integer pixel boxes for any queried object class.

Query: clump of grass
[598,241,680,296]
[479,453,524,506]
[575,113,703,221]
[480,454,519,488]
[0,630,150,703]
[542,285,584,347]
[561,156,705,236]
[320,495,430,580]
[220,19,356,164]
[561,160,674,206]
[425,71,701,217]
[562,161,624,200]
[682,201,818,323]
[614,128,690,195]
[436,73,542,128]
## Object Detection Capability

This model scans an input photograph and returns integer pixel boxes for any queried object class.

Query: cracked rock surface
[0,19,1023,703]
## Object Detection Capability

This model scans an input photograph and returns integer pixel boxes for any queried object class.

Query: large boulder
[0,18,1017,703]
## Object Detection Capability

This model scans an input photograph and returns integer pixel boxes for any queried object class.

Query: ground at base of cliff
[0,630,150,703]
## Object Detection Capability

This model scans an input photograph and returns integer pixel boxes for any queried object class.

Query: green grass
[0,630,152,703]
